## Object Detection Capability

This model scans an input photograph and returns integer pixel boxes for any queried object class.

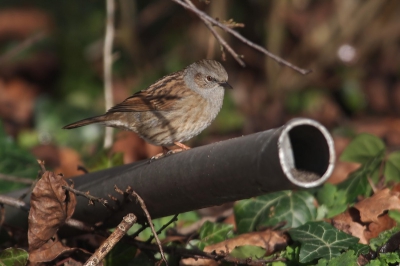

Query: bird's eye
[206,76,213,82]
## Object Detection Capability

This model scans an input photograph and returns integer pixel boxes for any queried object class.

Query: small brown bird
[63,59,231,156]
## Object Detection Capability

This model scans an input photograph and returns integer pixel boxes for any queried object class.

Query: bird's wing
[107,71,189,113]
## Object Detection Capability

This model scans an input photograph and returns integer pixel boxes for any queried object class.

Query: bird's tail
[63,115,107,129]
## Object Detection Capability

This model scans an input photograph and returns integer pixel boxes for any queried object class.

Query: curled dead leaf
[180,257,218,266]
[331,210,367,244]
[29,236,72,263]
[181,230,287,266]
[332,188,400,244]
[204,229,287,255]
[354,188,400,223]
[28,171,77,263]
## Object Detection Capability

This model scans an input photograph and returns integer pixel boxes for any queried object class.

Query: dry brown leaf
[181,230,287,266]
[392,183,400,193]
[355,188,400,223]
[29,237,73,263]
[332,188,400,244]
[204,229,287,255]
[180,257,218,266]
[328,136,360,184]
[331,210,367,244]
[28,171,77,263]
[364,214,396,242]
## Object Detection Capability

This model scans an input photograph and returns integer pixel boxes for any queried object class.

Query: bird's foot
[166,148,185,155]
[174,142,191,150]
[150,146,170,162]
[149,144,190,162]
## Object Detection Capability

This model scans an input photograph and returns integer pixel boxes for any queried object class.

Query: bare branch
[0,195,30,212]
[172,0,311,75]
[84,213,137,266]
[130,189,168,266]
[184,0,245,66]
[0,173,34,185]
[103,0,116,149]
[221,19,245,29]
[62,182,111,209]
[146,214,178,243]
[130,223,149,239]
[37,160,47,175]
[65,218,94,232]
[0,32,46,66]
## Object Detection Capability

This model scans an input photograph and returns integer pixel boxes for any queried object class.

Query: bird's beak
[219,81,233,89]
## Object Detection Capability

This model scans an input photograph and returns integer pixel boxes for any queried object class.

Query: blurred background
[1,0,400,191]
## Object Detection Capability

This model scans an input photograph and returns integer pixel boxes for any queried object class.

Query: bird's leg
[150,143,190,161]
[174,142,191,150]
[166,142,191,155]
[150,146,171,161]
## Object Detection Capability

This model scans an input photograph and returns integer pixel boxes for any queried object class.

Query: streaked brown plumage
[63,59,231,154]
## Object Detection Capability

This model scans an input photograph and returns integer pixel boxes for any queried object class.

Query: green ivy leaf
[317,250,358,266]
[369,227,400,251]
[388,210,400,224]
[128,215,181,240]
[0,248,29,266]
[340,134,385,164]
[380,252,400,264]
[349,243,370,256]
[316,183,348,218]
[234,191,316,234]
[288,221,359,263]
[364,260,382,266]
[384,151,400,183]
[229,245,266,259]
[337,156,382,203]
[197,221,234,250]
[317,183,337,206]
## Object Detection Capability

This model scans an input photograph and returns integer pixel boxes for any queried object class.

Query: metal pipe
[3,118,335,229]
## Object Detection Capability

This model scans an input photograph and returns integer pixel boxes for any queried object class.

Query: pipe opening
[279,119,335,187]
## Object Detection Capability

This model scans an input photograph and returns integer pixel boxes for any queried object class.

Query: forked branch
[173,0,311,75]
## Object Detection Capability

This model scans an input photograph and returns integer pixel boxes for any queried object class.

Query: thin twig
[16,160,45,201]
[0,193,95,235]
[131,190,168,266]
[65,218,94,232]
[0,32,46,65]
[0,195,30,212]
[172,0,311,75]
[0,173,34,185]
[131,238,216,259]
[130,238,284,265]
[84,213,137,266]
[146,214,179,243]
[18,179,38,201]
[103,0,116,149]
[155,214,178,236]
[130,223,148,239]
[367,177,377,194]
[62,185,111,209]
[37,160,46,175]
[184,0,245,66]
[0,193,92,226]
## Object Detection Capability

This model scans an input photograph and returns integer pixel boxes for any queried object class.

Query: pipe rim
[278,118,336,188]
